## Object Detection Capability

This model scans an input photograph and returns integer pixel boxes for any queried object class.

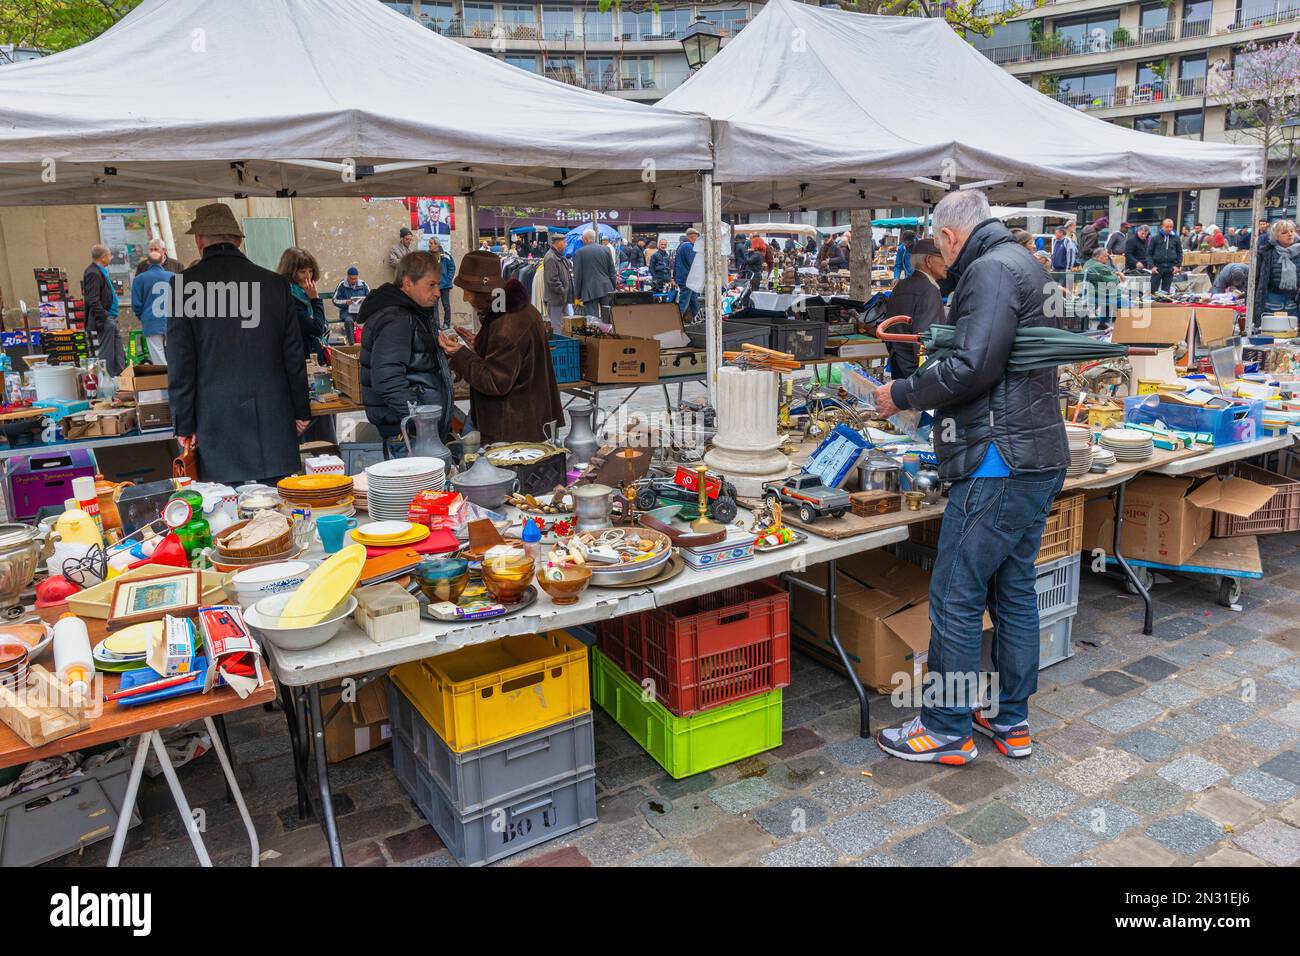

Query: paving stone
[1022,821,1101,864]
[1055,748,1145,797]
[1266,662,1300,690]
[1045,721,1109,757]
[926,760,1017,805]
[630,848,698,867]
[1205,624,1259,647]
[759,836,840,867]
[1193,695,1259,725]
[575,821,662,866]
[1231,819,1300,866]
[690,818,774,865]
[821,810,896,856]
[1157,754,1230,792]
[754,796,829,838]
[596,787,653,827]
[1179,666,1239,691]
[1070,799,1141,841]
[641,794,726,839]
[1033,685,1106,719]
[809,774,883,813]
[763,754,836,791]
[1082,670,1144,697]
[878,789,952,829]
[596,752,660,792]
[1162,637,1230,665]
[1196,735,1271,774]
[1230,769,1298,804]
[964,845,1040,867]
[1154,616,1210,641]
[1140,680,1204,709]
[1002,746,1066,777]
[1259,749,1300,786]
[770,726,826,760]
[1231,719,1300,751]
[1158,713,1221,745]
[782,697,824,729]
[1213,655,1263,678]
[1194,847,1268,867]
[652,772,718,801]
[866,756,950,789]
[1192,789,1263,829]
[824,736,888,768]
[1116,728,1182,763]
[810,682,861,712]
[708,778,782,813]
[889,826,972,867]
[948,801,1030,846]
[1234,643,1295,667]
[1090,835,1178,867]
[1273,701,1300,729]
[1145,812,1225,856]
[1115,776,1187,814]
[1005,780,1082,819]
[853,853,901,867]
[516,846,592,867]
[1086,698,1164,733]
[1121,656,1181,682]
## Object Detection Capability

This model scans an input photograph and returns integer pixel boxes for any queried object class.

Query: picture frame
[107,569,201,631]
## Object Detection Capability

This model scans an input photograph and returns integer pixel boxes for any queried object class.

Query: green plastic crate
[590,646,782,779]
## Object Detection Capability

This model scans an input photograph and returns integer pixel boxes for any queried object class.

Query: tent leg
[1244,185,1265,332]
[702,173,723,407]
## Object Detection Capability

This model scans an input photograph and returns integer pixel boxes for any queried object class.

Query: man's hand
[438,332,464,355]
[873,383,899,419]
[177,434,198,452]
[296,419,310,435]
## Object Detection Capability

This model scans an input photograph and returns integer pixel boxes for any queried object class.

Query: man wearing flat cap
[871,237,947,379]
[388,227,416,279]
[167,202,311,484]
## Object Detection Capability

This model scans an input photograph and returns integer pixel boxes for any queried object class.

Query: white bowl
[227,561,311,609]
[245,592,357,651]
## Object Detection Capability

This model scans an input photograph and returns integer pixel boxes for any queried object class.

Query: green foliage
[0,0,141,51]
[835,0,1034,38]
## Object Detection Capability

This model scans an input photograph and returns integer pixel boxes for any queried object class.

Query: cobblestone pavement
[45,528,1300,868]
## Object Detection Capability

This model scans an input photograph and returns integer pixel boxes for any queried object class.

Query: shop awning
[0,0,711,206]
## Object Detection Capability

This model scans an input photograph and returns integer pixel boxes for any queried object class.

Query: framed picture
[107,569,201,631]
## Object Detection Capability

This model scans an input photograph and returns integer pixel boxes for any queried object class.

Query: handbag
[172,445,199,480]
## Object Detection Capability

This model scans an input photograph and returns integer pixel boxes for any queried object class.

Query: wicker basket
[215,519,294,559]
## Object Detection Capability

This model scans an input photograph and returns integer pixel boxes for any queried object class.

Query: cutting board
[361,528,458,558]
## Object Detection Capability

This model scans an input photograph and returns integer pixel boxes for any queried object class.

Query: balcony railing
[1049,75,1209,110]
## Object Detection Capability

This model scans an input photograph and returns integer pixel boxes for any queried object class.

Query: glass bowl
[481,554,535,605]
[415,557,469,604]
[536,564,592,605]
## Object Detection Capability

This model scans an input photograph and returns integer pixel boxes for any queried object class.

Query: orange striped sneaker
[972,711,1033,758]
[876,716,978,765]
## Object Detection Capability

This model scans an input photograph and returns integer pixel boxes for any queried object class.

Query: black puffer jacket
[358,283,454,441]
[890,218,1067,481]
[1149,230,1182,269]
[1124,231,1152,270]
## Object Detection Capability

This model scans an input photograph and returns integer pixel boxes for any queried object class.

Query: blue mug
[317,515,358,554]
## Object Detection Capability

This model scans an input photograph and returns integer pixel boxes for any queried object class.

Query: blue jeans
[677,287,698,319]
[921,468,1067,737]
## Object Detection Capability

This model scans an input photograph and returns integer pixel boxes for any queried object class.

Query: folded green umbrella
[916,324,1131,374]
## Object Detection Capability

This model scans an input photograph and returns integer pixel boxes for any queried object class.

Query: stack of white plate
[1065,425,1094,477]
[1100,428,1154,462]
[364,457,446,521]
[1092,446,1117,468]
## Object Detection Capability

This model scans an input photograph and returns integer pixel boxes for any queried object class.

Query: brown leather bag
[172,445,199,480]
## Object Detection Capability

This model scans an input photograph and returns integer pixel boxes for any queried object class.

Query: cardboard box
[322,677,393,763]
[1083,472,1276,565]
[580,334,659,384]
[117,363,168,396]
[1127,348,1180,393]
[62,407,137,440]
[1111,305,1196,345]
[606,303,690,349]
[1194,307,1236,347]
[137,401,173,431]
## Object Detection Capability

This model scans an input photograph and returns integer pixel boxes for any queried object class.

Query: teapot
[452,455,518,510]
[400,404,454,470]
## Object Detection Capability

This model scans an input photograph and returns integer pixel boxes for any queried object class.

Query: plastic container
[730,316,827,362]
[597,578,790,716]
[52,614,93,696]
[590,646,783,779]
[388,630,589,753]
[1211,463,1300,537]
[1123,394,1265,447]
[389,680,593,814]
[1038,607,1076,669]
[393,735,596,866]
[1035,553,1081,619]
[548,334,581,384]
[687,320,770,353]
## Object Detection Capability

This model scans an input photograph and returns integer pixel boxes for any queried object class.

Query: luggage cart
[1103,535,1263,609]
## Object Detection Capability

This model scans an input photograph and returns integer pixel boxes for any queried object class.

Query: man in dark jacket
[649,238,672,291]
[134,239,183,277]
[1105,221,1129,256]
[625,239,647,269]
[82,245,127,376]
[1124,224,1152,270]
[674,229,699,319]
[1149,218,1182,293]
[873,238,946,379]
[1078,215,1107,260]
[872,190,1067,767]
[542,232,573,332]
[573,228,618,320]
[168,204,310,484]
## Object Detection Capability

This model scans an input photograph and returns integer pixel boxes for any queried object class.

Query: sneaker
[876,716,977,765]
[973,710,1033,758]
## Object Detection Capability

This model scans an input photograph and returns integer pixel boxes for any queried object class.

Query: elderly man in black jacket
[81,245,127,376]
[168,204,310,484]
[872,189,1067,767]
[1124,223,1153,271]
[874,237,946,379]
[1149,218,1183,293]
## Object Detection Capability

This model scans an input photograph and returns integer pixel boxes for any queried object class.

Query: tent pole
[1244,184,1265,332]
[157,200,177,258]
[702,172,723,405]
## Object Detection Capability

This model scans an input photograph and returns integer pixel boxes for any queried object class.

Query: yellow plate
[279,544,366,626]
[351,525,430,547]
[102,620,163,656]
[278,474,353,493]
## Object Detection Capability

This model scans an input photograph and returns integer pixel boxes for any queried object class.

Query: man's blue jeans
[677,287,698,319]
[920,468,1067,737]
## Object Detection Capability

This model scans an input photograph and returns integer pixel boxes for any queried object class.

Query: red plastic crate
[596,578,790,716]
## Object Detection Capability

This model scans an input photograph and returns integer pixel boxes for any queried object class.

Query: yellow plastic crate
[389,631,590,753]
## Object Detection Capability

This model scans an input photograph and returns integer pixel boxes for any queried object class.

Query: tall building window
[381,1,414,17]
[1138,3,1171,41]
[622,9,654,40]
[419,1,454,32]
[505,54,538,72]
[582,4,615,41]
[586,55,616,87]
[1054,13,1121,55]
[545,55,578,81]
[542,6,576,40]
[1057,70,1117,107]
[1134,114,1165,134]
[501,5,538,37]
[621,55,655,89]
[1182,0,1213,38]
[463,3,495,36]
[659,8,694,38]
[1178,53,1207,96]
[703,8,748,35]
[1174,110,1204,136]
[1237,0,1300,24]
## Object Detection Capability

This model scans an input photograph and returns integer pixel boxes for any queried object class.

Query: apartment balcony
[1048,76,1209,112]
[542,67,662,92]
[441,19,700,52]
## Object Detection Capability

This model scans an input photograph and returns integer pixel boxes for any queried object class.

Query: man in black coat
[81,245,126,376]
[1148,218,1183,293]
[168,204,310,484]
[874,238,946,379]
[572,229,618,319]
[872,190,1067,768]
[649,238,672,291]
[1124,224,1153,271]
[624,239,647,269]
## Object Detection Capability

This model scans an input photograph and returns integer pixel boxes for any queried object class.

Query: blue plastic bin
[548,334,581,384]
[1123,395,1264,447]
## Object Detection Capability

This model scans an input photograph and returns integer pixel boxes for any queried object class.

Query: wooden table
[0,609,273,866]
[310,397,364,417]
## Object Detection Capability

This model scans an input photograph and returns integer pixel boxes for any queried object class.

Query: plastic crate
[731,316,828,362]
[597,579,790,716]
[890,546,1078,619]
[687,320,770,353]
[393,735,596,867]
[388,631,589,754]
[1212,464,1300,537]
[0,751,142,867]
[548,334,581,384]
[389,680,594,815]
[909,493,1083,567]
[1039,607,1076,669]
[1124,394,1265,447]
[590,646,782,779]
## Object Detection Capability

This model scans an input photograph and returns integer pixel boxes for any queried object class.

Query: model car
[761,473,850,523]
[634,466,739,523]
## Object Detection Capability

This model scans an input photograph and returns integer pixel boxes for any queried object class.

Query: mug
[317,515,358,553]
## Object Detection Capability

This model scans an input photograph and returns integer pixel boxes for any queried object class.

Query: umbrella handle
[1124,347,1160,356]
[874,315,920,342]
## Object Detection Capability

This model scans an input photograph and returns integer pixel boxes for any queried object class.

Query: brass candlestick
[690,465,724,534]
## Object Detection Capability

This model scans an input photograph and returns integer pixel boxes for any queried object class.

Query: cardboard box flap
[352,678,390,724]
[1126,474,1195,499]
[1111,306,1194,345]
[880,600,932,656]
[1194,308,1236,346]
[1186,474,1277,518]
[844,584,911,622]
[843,551,931,607]
[609,303,690,349]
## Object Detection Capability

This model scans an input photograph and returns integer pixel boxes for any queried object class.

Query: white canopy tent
[992,207,1077,223]
[0,0,710,206]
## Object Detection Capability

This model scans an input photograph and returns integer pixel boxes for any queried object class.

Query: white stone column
[704,366,790,497]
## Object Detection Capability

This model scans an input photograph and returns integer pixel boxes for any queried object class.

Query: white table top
[268,522,908,687]
[1150,431,1295,476]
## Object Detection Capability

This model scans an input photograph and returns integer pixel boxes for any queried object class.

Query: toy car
[634,466,739,523]
[761,473,850,523]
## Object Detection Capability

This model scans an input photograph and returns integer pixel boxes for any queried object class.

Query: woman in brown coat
[439,251,564,446]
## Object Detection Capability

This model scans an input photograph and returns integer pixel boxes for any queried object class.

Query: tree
[835,0,1040,39]
[0,0,140,52]
[1211,33,1300,194]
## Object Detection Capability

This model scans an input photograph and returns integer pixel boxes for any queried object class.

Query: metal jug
[562,402,606,465]
[400,404,453,470]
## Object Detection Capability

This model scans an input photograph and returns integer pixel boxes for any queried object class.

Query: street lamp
[680,17,722,72]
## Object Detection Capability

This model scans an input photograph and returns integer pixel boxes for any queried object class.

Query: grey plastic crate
[393,735,596,866]
[736,316,828,361]
[687,320,770,353]
[0,753,142,867]
[1038,607,1076,669]
[388,682,594,815]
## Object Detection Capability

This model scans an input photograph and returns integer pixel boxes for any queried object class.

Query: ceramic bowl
[415,557,470,604]
[226,560,311,610]
[536,564,592,605]
[586,529,673,586]
[245,593,357,651]
[481,553,535,605]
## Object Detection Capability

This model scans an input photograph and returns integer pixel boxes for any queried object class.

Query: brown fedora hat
[186,202,245,238]
[453,250,507,291]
